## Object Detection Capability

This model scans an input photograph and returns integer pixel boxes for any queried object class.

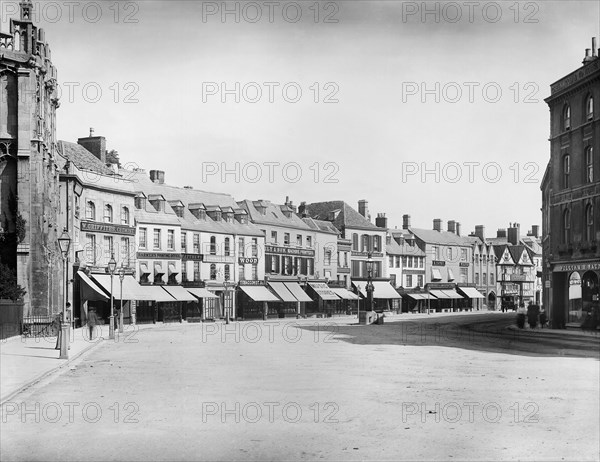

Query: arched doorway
[487,292,496,311]
[567,272,583,324]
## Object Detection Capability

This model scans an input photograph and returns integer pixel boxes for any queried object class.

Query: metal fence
[21,315,58,338]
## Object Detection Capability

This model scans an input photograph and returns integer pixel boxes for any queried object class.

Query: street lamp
[118,262,125,334]
[366,252,375,314]
[356,283,361,322]
[107,253,117,340]
[57,229,71,359]
[223,276,232,324]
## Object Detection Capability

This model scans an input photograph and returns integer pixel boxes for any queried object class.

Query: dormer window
[234,210,248,224]
[206,206,222,222]
[189,204,207,220]
[135,195,146,210]
[169,201,185,218]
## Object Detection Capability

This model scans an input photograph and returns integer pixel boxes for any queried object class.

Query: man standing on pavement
[87,308,99,341]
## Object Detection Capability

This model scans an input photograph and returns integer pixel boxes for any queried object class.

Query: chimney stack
[507,223,520,245]
[593,37,597,57]
[358,200,370,221]
[402,214,411,230]
[475,225,485,241]
[77,132,106,164]
[298,201,307,218]
[433,219,443,232]
[497,228,507,238]
[375,213,388,229]
[149,170,165,184]
[531,225,539,238]
[447,220,456,233]
[583,48,594,64]
[455,222,461,237]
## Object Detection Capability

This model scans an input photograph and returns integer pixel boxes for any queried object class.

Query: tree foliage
[0,263,26,301]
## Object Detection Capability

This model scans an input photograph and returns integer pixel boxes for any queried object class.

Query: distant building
[542,38,600,328]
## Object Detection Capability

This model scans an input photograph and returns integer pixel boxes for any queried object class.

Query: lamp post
[58,229,71,359]
[107,253,117,340]
[366,252,375,314]
[223,276,231,324]
[118,263,125,334]
[356,283,361,322]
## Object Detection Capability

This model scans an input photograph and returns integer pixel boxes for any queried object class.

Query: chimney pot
[375,213,388,229]
[150,170,165,184]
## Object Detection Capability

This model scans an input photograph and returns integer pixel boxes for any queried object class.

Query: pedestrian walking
[539,308,548,328]
[87,308,99,340]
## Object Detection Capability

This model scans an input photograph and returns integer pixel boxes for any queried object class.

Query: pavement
[1,310,595,405]
[0,323,151,404]
[1,311,598,461]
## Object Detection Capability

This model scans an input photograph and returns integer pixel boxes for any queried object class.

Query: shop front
[305,282,340,316]
[328,280,359,315]
[425,283,466,312]
[457,284,485,311]
[237,281,281,319]
[353,279,401,312]
[184,285,220,321]
[553,262,600,329]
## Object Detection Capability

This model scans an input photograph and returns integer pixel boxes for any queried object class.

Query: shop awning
[162,285,197,301]
[309,282,340,300]
[431,268,443,281]
[240,285,280,302]
[283,282,313,302]
[441,289,464,299]
[168,264,178,275]
[447,269,455,281]
[139,263,150,275]
[186,288,219,299]
[406,293,438,300]
[268,282,297,302]
[154,262,164,276]
[78,272,108,301]
[429,290,452,299]
[331,288,360,300]
[140,285,176,302]
[458,287,485,299]
[355,282,400,299]
[91,274,151,300]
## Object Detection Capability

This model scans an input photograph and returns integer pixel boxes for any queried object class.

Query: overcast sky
[2,0,599,236]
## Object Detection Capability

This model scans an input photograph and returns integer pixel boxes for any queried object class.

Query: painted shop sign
[459,263,470,267]
[137,252,181,259]
[432,260,446,266]
[351,251,384,258]
[81,221,136,236]
[182,253,203,261]
[203,255,235,264]
[266,245,315,257]
[554,262,600,272]
[239,257,259,265]
[239,280,266,286]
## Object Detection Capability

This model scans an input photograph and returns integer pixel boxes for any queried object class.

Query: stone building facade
[1,1,62,317]
[542,38,600,328]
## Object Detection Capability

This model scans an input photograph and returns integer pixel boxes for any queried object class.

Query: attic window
[150,199,164,212]
[173,206,184,218]
[135,196,146,210]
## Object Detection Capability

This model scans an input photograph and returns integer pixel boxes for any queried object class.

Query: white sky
[2,0,599,236]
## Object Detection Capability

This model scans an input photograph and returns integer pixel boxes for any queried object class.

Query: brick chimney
[433,219,443,232]
[455,222,461,236]
[497,228,507,238]
[447,220,456,233]
[402,214,411,229]
[529,225,539,238]
[475,225,485,241]
[508,223,520,245]
[375,213,388,229]
[298,201,307,218]
[358,200,370,221]
[150,170,165,184]
[77,129,106,164]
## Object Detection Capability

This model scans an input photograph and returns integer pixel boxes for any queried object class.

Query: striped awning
[268,282,297,302]
[284,282,313,302]
[309,283,340,301]
[186,288,219,299]
[161,285,196,301]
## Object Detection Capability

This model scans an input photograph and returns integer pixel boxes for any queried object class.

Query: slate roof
[124,170,264,237]
[239,199,313,231]
[301,217,340,235]
[410,228,474,247]
[492,244,535,265]
[58,141,114,176]
[302,201,381,231]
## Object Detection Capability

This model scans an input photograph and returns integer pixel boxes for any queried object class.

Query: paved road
[1,313,598,461]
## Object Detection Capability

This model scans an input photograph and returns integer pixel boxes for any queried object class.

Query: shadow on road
[298,314,600,359]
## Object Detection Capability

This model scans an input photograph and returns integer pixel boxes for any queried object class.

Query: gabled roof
[410,228,473,247]
[301,217,340,235]
[239,199,313,230]
[303,201,382,231]
[58,141,114,176]
[123,169,263,237]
